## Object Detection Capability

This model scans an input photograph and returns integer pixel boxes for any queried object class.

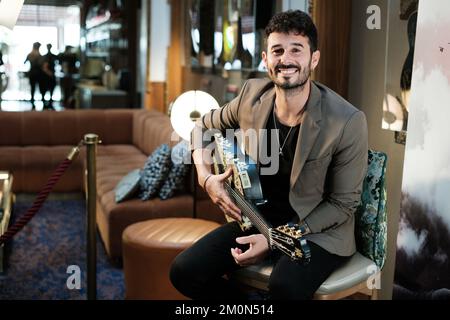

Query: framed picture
[382,0,419,141]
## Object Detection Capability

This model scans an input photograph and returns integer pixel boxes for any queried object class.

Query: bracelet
[202,173,213,190]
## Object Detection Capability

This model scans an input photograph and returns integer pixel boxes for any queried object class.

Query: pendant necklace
[273,106,303,157]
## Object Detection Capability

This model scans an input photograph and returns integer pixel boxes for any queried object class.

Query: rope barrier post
[84,133,100,300]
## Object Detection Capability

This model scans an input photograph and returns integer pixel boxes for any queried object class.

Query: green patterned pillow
[355,150,387,269]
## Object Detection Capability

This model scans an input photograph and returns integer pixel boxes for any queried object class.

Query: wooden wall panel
[311,0,352,99]
[145,82,166,114]
[167,0,185,108]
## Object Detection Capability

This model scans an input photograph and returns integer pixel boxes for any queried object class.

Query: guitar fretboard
[224,182,271,240]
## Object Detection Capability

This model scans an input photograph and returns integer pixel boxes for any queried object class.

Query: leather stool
[122,218,221,300]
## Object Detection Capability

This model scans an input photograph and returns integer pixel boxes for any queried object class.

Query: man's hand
[202,167,241,221]
[230,234,269,267]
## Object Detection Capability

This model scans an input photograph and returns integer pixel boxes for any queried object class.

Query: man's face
[262,32,320,90]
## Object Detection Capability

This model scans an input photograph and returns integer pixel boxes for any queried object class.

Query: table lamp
[170,90,220,141]
[170,90,220,218]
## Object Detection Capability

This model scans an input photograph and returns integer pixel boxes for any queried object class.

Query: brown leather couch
[0,109,224,261]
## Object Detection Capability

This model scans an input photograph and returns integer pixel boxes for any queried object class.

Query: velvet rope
[0,142,82,246]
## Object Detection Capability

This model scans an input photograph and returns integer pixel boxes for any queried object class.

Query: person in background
[24,42,45,109]
[41,44,58,109]
[58,46,79,108]
[0,49,5,103]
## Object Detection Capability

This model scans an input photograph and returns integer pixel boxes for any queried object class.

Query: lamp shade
[170,90,220,141]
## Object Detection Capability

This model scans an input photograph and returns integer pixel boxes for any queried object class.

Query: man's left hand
[230,234,269,267]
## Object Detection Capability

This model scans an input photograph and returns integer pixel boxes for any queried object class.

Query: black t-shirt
[258,107,299,227]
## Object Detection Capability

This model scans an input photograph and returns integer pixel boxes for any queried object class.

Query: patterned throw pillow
[139,144,172,200]
[355,150,388,269]
[159,141,191,200]
[114,169,141,203]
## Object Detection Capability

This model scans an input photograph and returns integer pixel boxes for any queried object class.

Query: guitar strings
[225,183,271,238]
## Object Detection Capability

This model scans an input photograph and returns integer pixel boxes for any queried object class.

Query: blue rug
[0,200,124,300]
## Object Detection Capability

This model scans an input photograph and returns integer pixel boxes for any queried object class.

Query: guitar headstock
[269,223,311,263]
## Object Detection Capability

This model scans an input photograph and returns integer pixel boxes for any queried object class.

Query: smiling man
[170,10,368,300]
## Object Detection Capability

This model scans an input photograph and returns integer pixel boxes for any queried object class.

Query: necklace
[272,107,302,157]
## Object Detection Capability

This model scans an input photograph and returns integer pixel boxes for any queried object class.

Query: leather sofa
[0,109,224,261]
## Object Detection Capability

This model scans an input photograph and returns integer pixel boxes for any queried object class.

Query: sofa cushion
[0,109,134,147]
[96,145,147,197]
[0,145,86,193]
[115,169,141,203]
[139,144,172,200]
[159,141,190,200]
[132,111,179,154]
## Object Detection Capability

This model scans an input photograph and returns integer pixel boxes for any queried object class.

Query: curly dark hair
[265,10,318,53]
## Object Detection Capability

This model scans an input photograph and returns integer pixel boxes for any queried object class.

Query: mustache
[275,64,300,72]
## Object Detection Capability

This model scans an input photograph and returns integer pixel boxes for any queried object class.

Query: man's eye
[273,49,283,55]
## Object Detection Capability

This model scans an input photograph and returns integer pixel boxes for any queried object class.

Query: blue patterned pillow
[159,141,191,200]
[115,169,141,203]
[139,144,172,200]
[355,150,388,269]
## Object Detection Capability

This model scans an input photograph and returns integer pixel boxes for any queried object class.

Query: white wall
[282,0,308,12]
[138,0,149,108]
[149,0,170,82]
[348,0,406,299]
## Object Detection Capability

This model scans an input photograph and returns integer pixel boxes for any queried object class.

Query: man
[170,10,368,300]
[41,44,58,109]
[58,46,78,108]
[24,42,44,109]
[0,49,5,103]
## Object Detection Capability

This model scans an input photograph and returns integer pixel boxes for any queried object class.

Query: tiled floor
[0,100,64,112]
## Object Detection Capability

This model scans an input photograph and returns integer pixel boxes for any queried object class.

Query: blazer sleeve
[190,80,250,151]
[304,111,368,233]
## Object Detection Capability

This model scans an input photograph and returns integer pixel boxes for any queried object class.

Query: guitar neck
[224,182,271,240]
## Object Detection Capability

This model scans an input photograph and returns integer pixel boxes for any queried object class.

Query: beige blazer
[191,78,368,256]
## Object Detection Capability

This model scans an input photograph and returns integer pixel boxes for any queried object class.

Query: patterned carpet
[0,200,124,300]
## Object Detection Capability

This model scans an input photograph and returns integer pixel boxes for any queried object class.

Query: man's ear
[262,51,268,69]
[311,50,320,71]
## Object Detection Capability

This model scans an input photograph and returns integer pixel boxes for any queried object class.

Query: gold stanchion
[84,133,100,300]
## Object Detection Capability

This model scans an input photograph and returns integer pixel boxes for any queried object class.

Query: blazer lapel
[252,88,275,162]
[290,82,322,188]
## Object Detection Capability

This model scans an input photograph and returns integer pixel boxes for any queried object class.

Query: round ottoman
[122,218,221,300]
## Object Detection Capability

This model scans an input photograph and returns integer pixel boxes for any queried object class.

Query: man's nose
[279,52,295,65]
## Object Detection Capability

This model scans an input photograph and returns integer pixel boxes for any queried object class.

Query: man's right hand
[202,167,242,221]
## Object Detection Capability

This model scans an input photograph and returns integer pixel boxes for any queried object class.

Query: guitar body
[212,132,311,263]
[212,132,265,231]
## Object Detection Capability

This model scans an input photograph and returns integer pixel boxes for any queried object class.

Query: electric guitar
[212,133,311,263]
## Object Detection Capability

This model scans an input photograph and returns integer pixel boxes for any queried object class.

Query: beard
[268,61,312,91]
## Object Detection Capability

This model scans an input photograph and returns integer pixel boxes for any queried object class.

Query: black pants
[170,221,350,300]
